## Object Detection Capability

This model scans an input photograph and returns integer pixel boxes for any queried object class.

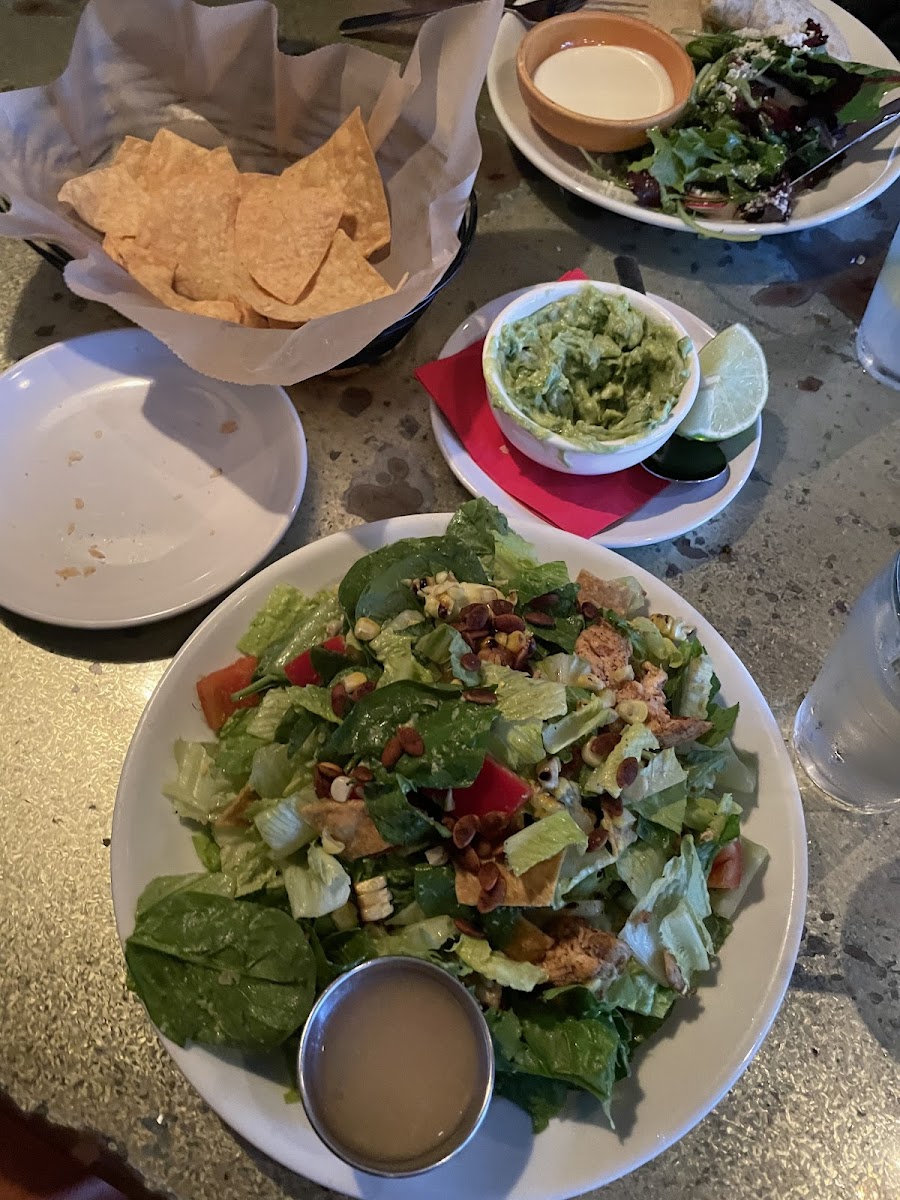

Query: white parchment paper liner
[0,0,502,384]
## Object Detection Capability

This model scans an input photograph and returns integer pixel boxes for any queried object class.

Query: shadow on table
[842,852,900,1062]
[0,596,218,663]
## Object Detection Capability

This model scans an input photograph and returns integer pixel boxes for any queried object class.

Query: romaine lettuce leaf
[601,958,676,1018]
[616,840,667,903]
[622,835,712,990]
[481,662,567,722]
[542,696,615,756]
[414,624,480,686]
[504,810,588,877]
[213,825,280,896]
[254,791,318,857]
[370,627,436,687]
[252,589,342,675]
[583,723,659,799]
[675,653,714,718]
[282,845,351,919]
[163,739,234,823]
[486,717,547,771]
[710,836,769,920]
[456,935,548,991]
[214,710,266,787]
[248,743,295,799]
[370,916,458,959]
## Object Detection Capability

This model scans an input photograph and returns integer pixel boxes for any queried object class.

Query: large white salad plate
[430,290,762,548]
[111,513,806,1199]
[487,0,900,238]
[0,330,307,628]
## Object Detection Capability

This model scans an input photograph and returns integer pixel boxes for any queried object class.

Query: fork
[339,0,586,35]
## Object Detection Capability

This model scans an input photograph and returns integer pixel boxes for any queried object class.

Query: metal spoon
[612,255,728,484]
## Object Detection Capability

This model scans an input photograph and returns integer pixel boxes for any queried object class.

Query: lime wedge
[677,323,768,441]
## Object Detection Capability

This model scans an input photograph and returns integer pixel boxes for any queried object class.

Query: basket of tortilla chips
[0,0,501,385]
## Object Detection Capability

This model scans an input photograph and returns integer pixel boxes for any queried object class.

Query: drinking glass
[793,551,900,812]
[857,222,900,390]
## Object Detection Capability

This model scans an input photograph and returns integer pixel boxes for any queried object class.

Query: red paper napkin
[415,271,666,539]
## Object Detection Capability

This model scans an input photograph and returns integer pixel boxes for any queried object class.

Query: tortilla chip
[123,242,240,323]
[112,135,151,182]
[58,165,149,237]
[238,227,393,323]
[455,853,564,908]
[235,175,342,305]
[283,108,390,258]
[142,128,209,189]
[137,168,241,303]
[199,145,239,177]
[103,233,133,267]
[299,799,391,860]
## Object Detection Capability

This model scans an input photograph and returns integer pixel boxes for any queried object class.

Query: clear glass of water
[793,551,900,812]
[857,222,900,390]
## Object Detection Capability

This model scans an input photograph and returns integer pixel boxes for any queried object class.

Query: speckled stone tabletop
[0,3,898,1198]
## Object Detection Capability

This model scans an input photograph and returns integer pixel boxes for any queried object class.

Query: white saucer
[0,330,308,628]
[429,290,761,548]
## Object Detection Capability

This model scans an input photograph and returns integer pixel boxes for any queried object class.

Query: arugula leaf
[125,890,316,1051]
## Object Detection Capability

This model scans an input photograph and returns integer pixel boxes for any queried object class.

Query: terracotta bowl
[516,12,695,153]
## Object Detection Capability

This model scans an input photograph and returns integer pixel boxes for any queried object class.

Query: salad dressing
[533,44,675,121]
[314,971,480,1165]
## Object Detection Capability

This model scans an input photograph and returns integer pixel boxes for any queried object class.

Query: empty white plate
[0,330,307,629]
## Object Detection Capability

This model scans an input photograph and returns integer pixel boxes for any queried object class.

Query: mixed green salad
[125,501,768,1132]
[586,22,900,228]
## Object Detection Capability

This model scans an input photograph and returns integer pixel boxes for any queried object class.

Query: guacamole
[490,287,691,448]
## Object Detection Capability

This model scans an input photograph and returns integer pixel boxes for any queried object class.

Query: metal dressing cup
[793,550,900,812]
[298,956,494,1177]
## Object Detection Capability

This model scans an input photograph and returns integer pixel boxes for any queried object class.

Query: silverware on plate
[339,0,585,35]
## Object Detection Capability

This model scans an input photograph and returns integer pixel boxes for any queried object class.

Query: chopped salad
[125,501,768,1132]
[585,22,900,229]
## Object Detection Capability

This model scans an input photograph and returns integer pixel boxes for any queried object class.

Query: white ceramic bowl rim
[482,280,701,454]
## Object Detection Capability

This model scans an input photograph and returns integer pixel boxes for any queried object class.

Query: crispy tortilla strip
[122,242,240,323]
[112,135,151,182]
[455,852,564,908]
[576,569,646,618]
[235,175,342,305]
[283,108,390,257]
[300,798,391,861]
[57,165,149,237]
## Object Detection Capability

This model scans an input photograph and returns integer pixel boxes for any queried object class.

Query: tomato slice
[451,757,531,819]
[707,840,743,889]
[196,655,259,732]
[284,636,346,687]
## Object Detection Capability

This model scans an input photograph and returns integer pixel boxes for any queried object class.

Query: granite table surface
[0,2,898,1198]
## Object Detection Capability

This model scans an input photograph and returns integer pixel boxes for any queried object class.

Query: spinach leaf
[395,699,495,789]
[214,709,266,787]
[446,498,506,562]
[125,891,316,1051]
[322,681,456,762]
[309,644,357,685]
[365,782,441,846]
[494,1071,569,1133]
[339,536,486,622]
[704,911,733,953]
[414,864,472,920]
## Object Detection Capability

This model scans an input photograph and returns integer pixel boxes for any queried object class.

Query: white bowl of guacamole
[482,281,700,475]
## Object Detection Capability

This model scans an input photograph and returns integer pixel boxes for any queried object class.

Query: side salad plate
[431,290,761,548]
[487,0,900,237]
[0,330,307,628]
[111,503,806,1198]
